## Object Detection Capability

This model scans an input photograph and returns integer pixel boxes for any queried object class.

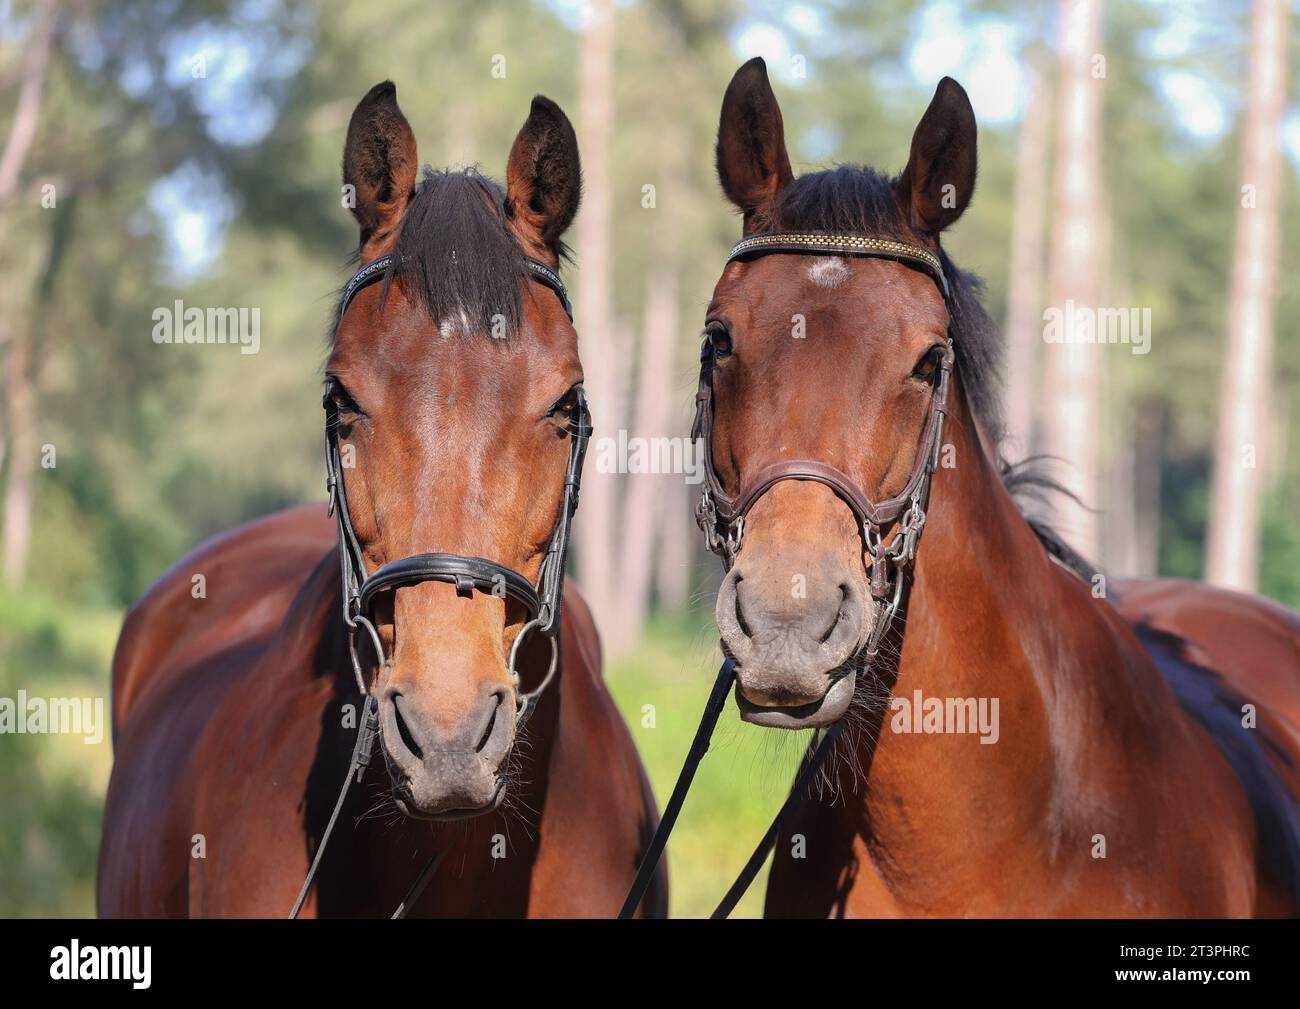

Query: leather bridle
[692,232,955,668]
[324,251,588,730]
[291,251,588,919]
[620,231,956,919]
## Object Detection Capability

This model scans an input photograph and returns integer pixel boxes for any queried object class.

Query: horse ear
[896,77,977,237]
[342,81,418,252]
[715,57,793,231]
[504,95,582,260]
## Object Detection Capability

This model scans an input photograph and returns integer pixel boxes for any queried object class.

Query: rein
[620,231,955,918]
[290,252,588,919]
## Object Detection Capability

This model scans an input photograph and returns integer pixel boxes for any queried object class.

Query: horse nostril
[817,584,851,645]
[734,576,754,639]
[475,691,505,753]
[392,695,424,761]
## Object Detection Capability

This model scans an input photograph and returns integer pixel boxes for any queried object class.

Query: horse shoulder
[111,503,334,734]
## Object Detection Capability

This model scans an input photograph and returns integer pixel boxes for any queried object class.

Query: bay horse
[98,83,666,917]
[694,58,1300,917]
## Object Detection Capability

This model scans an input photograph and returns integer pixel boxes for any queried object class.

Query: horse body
[99,504,662,917]
[763,381,1300,918]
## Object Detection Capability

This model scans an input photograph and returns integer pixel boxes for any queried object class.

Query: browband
[727,231,950,302]
[336,253,574,324]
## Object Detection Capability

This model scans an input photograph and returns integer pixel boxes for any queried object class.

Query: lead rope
[617,660,736,918]
[391,850,446,919]
[289,693,382,919]
[618,659,843,919]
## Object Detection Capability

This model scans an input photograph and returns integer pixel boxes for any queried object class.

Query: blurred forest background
[0,0,1297,917]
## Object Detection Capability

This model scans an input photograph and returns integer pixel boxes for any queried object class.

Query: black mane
[770,165,1095,580]
[1135,623,1300,907]
[333,166,528,337]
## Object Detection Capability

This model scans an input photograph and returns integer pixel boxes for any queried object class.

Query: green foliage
[1260,492,1300,605]
[0,588,117,917]
[25,479,105,606]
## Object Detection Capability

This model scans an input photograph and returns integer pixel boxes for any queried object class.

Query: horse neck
[850,377,1172,907]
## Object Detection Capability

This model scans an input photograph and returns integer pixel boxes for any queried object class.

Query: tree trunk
[611,103,687,652]
[2,329,35,586]
[1003,48,1050,458]
[1041,0,1105,562]
[0,0,57,584]
[1107,426,1138,576]
[0,0,57,206]
[655,474,692,612]
[1132,398,1162,577]
[1205,0,1288,591]
[573,0,618,630]
[614,258,679,652]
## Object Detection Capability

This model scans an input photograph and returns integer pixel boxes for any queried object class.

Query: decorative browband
[337,254,395,321]
[727,232,948,301]
[524,258,573,321]
[336,254,573,325]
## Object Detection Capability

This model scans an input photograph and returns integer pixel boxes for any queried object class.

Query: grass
[0,593,808,919]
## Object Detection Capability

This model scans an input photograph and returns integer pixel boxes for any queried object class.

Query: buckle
[696,489,720,551]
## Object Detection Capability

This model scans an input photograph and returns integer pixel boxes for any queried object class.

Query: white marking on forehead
[437,309,474,339]
[807,257,849,288]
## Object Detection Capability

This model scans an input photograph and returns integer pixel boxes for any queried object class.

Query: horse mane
[770,164,1097,582]
[331,166,533,339]
[1133,622,1300,907]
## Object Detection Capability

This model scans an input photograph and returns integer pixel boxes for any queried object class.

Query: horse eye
[550,385,583,422]
[325,378,363,417]
[706,324,732,358]
[910,347,941,382]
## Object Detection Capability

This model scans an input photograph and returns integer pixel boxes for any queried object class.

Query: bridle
[325,252,588,730]
[291,250,589,919]
[620,231,956,919]
[693,232,955,668]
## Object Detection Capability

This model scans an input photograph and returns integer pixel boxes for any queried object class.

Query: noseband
[291,251,588,919]
[621,231,956,919]
[692,232,955,667]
